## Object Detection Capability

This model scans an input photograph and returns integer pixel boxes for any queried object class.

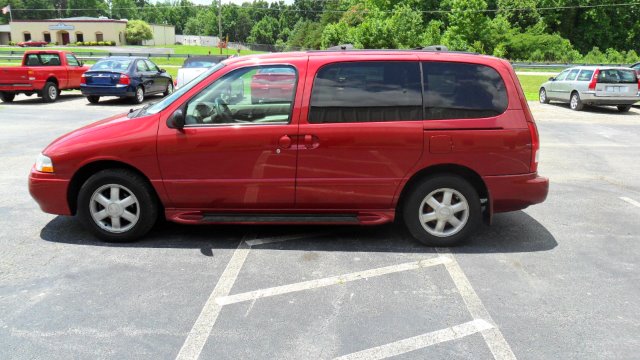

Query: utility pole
[218,0,222,54]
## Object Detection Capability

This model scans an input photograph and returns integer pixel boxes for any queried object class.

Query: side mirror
[79,61,84,67]
[167,108,185,130]
[160,68,166,73]
[548,77,555,81]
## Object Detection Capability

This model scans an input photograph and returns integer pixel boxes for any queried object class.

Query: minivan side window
[184,65,296,126]
[576,70,594,81]
[422,62,508,120]
[308,61,422,123]
[565,69,580,81]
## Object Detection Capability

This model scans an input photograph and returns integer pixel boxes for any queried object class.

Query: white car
[175,56,227,88]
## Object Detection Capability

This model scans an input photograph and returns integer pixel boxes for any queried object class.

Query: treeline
[2,0,640,63]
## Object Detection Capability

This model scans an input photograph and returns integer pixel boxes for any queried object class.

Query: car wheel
[569,92,583,111]
[0,92,15,103]
[163,81,174,97]
[42,82,59,103]
[131,86,144,104]
[77,169,158,242]
[539,88,550,104]
[617,105,632,112]
[87,96,100,104]
[403,174,481,246]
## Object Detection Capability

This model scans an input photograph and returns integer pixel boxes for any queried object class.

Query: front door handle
[304,134,320,149]
[278,135,292,149]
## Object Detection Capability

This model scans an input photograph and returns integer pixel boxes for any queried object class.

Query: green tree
[440,0,490,51]
[247,15,279,45]
[125,19,152,44]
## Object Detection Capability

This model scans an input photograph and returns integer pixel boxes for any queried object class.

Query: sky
[174,0,294,4]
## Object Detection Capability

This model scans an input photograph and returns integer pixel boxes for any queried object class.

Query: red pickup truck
[0,50,89,103]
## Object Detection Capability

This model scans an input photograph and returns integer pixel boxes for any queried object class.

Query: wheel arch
[67,160,162,215]
[45,76,58,87]
[396,164,490,223]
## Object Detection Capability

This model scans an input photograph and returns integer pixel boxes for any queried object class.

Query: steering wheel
[214,97,233,121]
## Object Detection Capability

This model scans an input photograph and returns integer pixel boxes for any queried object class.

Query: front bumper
[580,91,640,105]
[484,173,549,213]
[28,168,71,215]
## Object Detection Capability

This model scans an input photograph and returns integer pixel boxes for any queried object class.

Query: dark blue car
[81,57,173,104]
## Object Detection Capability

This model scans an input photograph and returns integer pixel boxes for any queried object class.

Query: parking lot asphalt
[0,94,639,360]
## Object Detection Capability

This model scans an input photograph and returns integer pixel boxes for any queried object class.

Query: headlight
[35,153,54,173]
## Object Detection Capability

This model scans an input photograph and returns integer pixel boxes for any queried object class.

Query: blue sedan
[81,57,173,104]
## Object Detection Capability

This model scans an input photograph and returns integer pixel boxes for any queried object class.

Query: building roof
[11,17,127,23]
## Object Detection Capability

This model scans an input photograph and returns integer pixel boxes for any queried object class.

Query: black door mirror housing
[160,68,166,73]
[549,76,555,81]
[167,108,185,130]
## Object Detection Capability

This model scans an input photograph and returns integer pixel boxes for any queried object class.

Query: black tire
[403,174,481,246]
[131,86,144,104]
[539,88,550,104]
[77,169,158,242]
[87,95,100,104]
[163,81,174,97]
[569,92,583,111]
[41,81,59,103]
[617,105,632,112]
[0,92,15,103]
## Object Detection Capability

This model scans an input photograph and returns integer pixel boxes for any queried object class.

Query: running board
[201,213,359,224]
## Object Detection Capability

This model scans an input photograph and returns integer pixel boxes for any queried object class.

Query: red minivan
[29,50,548,246]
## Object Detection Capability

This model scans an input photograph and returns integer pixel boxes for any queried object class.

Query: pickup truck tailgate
[0,67,31,87]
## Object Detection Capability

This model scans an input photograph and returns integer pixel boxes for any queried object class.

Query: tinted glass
[184,65,296,126]
[92,59,132,71]
[422,62,507,120]
[566,69,580,81]
[25,54,61,66]
[309,62,422,123]
[576,70,594,81]
[597,69,637,83]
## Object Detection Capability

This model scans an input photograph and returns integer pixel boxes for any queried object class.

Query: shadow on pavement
[40,210,557,255]
[546,102,638,115]
[1,94,85,105]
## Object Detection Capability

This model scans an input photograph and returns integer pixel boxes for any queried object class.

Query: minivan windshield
[140,62,225,116]
[597,69,637,84]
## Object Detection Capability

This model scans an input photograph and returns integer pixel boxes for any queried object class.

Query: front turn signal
[35,153,54,173]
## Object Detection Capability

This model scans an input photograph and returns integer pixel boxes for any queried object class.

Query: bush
[503,32,579,62]
[97,41,105,46]
[9,41,15,46]
[125,20,153,45]
[109,41,116,46]
[75,41,83,46]
[90,41,97,46]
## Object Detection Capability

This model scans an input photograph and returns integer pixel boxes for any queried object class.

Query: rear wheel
[87,95,100,104]
[617,105,632,112]
[0,92,15,103]
[77,169,158,242]
[41,82,59,103]
[403,175,481,246]
[131,86,144,104]
[569,92,583,111]
[539,88,550,104]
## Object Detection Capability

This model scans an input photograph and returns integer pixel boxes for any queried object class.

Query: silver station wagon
[539,66,640,112]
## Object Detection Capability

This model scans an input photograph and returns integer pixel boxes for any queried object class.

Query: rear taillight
[118,74,130,85]
[528,121,540,173]
[588,69,599,91]
[80,73,86,84]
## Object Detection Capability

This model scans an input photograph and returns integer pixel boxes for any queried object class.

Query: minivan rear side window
[308,61,422,123]
[422,62,508,120]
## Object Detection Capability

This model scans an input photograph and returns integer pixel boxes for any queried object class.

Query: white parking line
[437,248,517,360]
[620,197,640,208]
[245,232,330,246]
[215,256,451,306]
[333,319,494,360]
[175,234,254,360]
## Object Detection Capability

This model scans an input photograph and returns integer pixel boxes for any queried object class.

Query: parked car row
[0,50,177,104]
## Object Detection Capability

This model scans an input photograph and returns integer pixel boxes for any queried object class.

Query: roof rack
[326,44,355,51]
[311,44,479,55]
[414,45,448,51]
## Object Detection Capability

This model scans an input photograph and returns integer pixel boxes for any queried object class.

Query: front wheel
[403,175,481,246]
[77,169,158,242]
[539,88,550,104]
[617,105,632,112]
[41,82,59,103]
[0,92,15,103]
[569,92,583,111]
[163,81,174,97]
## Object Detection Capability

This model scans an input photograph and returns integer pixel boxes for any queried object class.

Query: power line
[4,1,640,13]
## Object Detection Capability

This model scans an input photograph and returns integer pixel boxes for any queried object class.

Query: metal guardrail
[511,62,630,69]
